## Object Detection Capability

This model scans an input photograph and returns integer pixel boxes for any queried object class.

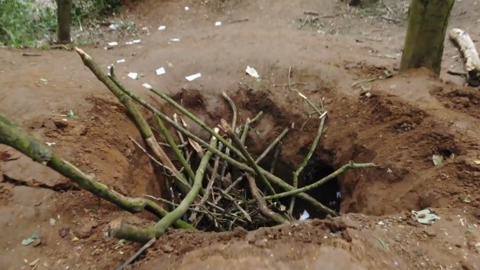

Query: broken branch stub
[449,28,480,86]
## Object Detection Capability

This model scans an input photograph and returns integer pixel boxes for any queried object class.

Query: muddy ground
[2,0,480,269]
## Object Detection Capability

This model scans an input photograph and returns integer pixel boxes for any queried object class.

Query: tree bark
[400,0,455,76]
[56,0,72,44]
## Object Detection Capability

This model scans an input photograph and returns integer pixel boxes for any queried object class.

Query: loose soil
[2,0,480,269]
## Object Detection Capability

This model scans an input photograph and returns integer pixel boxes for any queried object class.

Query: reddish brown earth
[2,0,480,269]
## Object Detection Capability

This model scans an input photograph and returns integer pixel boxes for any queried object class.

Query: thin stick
[129,136,166,170]
[270,144,282,174]
[255,127,289,164]
[218,92,238,188]
[240,111,263,145]
[153,114,196,182]
[192,128,221,216]
[288,111,327,215]
[115,238,156,270]
[220,119,276,196]
[245,174,288,224]
[149,88,245,162]
[213,187,252,222]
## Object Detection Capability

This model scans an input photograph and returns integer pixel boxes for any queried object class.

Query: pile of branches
[0,47,375,268]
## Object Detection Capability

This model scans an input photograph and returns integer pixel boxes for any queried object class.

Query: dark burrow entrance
[275,159,342,221]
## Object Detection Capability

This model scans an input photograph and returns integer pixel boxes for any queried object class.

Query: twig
[213,187,252,222]
[255,127,289,164]
[220,119,276,196]
[245,174,288,224]
[270,144,282,174]
[22,52,42,56]
[240,118,251,146]
[447,69,467,76]
[115,238,156,270]
[351,77,378,88]
[250,111,264,124]
[304,11,319,16]
[218,92,237,189]
[229,18,249,23]
[288,111,327,215]
[189,128,221,223]
[154,114,196,182]
[240,111,264,145]
[152,134,216,234]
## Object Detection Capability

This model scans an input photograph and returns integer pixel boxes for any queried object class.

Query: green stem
[154,115,196,182]
[289,111,327,215]
[264,161,376,200]
[153,134,216,235]
[220,119,276,196]
[0,112,194,230]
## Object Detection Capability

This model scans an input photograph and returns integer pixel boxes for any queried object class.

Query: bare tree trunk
[56,0,72,44]
[400,0,455,76]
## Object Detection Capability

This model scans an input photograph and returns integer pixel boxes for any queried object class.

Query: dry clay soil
[3,0,480,269]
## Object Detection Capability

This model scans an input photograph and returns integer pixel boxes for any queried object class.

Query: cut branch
[0,112,194,230]
[449,28,480,86]
[245,174,288,224]
[263,161,376,201]
[289,111,327,215]
[74,47,192,195]
[107,132,216,243]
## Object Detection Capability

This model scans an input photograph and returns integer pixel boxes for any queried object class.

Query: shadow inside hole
[286,162,341,220]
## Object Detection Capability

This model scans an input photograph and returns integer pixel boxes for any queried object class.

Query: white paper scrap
[185,73,201,81]
[133,39,141,44]
[185,6,189,10]
[108,42,118,46]
[170,38,180,42]
[215,21,222,26]
[125,41,133,45]
[299,210,310,221]
[246,66,259,78]
[128,72,138,80]
[156,67,166,76]
[158,25,166,30]
[117,59,125,63]
[142,83,152,89]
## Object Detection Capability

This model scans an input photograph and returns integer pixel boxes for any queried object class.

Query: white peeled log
[449,28,480,79]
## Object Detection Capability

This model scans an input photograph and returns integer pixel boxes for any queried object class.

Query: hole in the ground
[278,160,341,220]
[258,155,342,221]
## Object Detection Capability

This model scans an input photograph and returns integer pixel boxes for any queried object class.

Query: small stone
[162,244,174,253]
[74,224,94,239]
[32,238,42,247]
[423,229,436,238]
[58,226,70,238]
[254,239,267,248]
[43,119,57,130]
[52,119,68,129]
[71,124,87,136]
